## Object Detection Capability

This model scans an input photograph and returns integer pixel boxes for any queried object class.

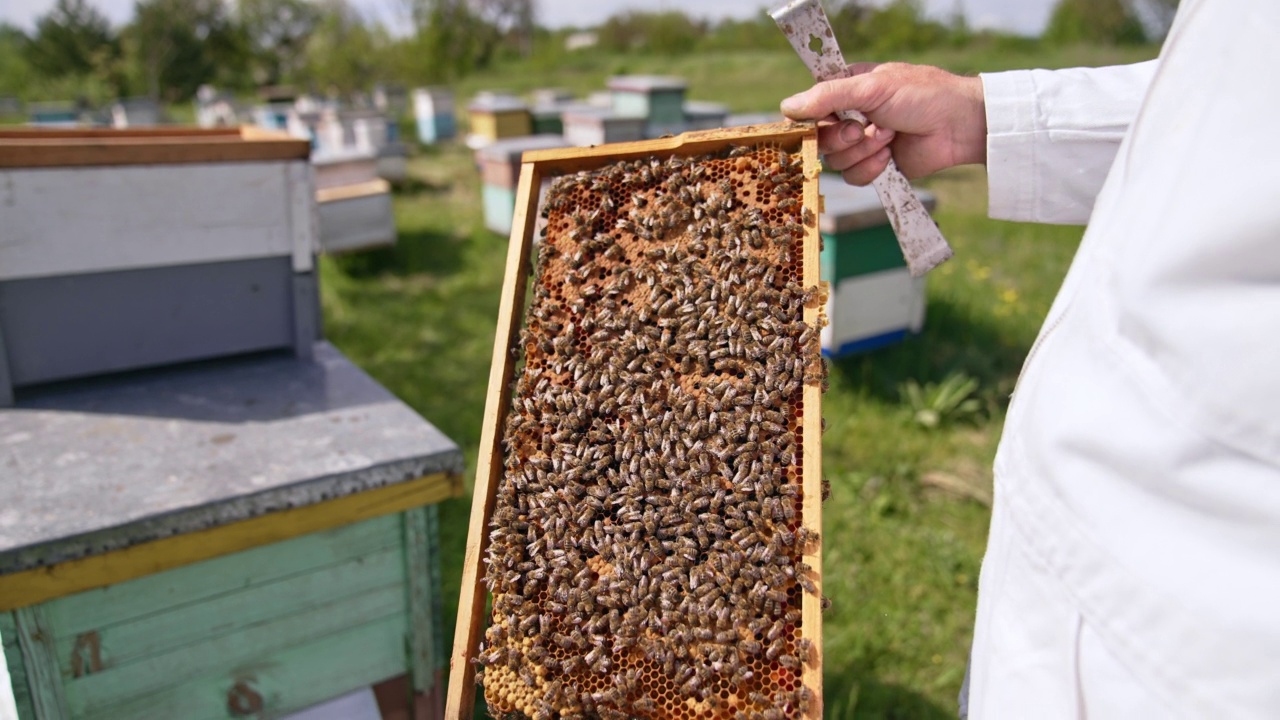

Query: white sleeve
[980,60,1158,225]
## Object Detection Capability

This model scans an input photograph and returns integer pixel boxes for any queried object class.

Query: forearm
[982,60,1159,225]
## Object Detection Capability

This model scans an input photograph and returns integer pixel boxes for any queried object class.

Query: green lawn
[319,44,1153,718]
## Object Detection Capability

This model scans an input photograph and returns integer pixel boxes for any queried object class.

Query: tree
[0,24,36,97]
[597,11,705,55]
[238,0,321,86]
[1043,0,1147,45]
[126,0,244,101]
[25,0,117,79]
[300,0,382,94]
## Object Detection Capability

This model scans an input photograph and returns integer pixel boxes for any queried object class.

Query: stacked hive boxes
[413,88,457,144]
[561,107,647,147]
[817,173,935,356]
[313,150,396,254]
[0,127,322,405]
[0,127,462,720]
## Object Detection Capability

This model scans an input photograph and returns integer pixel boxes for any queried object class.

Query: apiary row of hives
[450,123,828,720]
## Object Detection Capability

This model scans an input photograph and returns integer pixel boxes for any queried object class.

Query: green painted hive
[818,173,936,356]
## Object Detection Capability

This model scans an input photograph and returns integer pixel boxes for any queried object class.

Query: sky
[1,0,1056,37]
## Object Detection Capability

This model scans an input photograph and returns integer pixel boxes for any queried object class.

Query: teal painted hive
[413,88,456,144]
[818,173,936,356]
[477,135,568,235]
[0,344,463,720]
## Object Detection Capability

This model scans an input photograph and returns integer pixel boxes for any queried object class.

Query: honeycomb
[480,140,824,720]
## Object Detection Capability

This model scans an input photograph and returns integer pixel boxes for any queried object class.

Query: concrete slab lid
[819,172,937,234]
[607,75,689,92]
[477,134,572,162]
[0,342,463,575]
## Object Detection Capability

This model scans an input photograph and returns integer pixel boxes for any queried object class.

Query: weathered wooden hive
[450,122,828,720]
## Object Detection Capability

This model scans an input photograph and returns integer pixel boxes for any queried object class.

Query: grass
[318,45,1152,718]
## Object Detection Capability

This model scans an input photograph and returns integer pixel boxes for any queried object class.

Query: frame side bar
[445,160,542,719]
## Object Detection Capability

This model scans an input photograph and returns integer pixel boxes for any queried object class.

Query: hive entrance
[481,142,823,720]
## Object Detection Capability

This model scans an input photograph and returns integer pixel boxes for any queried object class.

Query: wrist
[953,75,988,166]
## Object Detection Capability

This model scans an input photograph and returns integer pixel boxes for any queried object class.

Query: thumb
[780,73,880,121]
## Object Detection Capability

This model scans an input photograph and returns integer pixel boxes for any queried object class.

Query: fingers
[780,73,887,121]
[823,123,895,186]
[841,148,892,186]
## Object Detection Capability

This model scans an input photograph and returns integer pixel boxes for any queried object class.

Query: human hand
[780,62,986,185]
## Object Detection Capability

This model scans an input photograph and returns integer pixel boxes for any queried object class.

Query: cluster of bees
[479,142,826,720]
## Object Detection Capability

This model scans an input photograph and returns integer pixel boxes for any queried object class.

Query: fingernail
[780,93,806,115]
[874,126,895,142]
[839,121,862,144]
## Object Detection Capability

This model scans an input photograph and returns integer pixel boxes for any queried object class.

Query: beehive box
[449,121,826,719]
[469,95,533,147]
[0,126,318,406]
[818,174,934,356]
[413,87,458,144]
[314,151,396,254]
[477,135,572,235]
[562,108,646,148]
[683,101,729,131]
[608,76,688,132]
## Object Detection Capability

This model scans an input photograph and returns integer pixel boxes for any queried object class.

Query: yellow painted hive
[469,124,826,720]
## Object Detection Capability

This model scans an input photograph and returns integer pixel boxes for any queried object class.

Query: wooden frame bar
[446,121,823,719]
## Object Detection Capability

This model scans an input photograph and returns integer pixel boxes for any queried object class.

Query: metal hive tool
[771,0,954,277]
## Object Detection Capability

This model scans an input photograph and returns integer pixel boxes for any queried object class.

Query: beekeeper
[780,1,1280,717]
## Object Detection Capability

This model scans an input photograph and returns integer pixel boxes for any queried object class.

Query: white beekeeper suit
[967,0,1280,717]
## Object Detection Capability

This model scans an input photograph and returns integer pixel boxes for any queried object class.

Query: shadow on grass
[392,174,452,196]
[830,296,1033,406]
[825,669,959,720]
[330,225,469,279]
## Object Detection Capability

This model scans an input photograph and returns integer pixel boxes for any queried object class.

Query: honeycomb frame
[449,122,825,720]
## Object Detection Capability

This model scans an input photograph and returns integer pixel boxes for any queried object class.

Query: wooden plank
[444,160,542,720]
[0,127,308,169]
[316,178,391,204]
[1,611,37,719]
[82,615,406,720]
[520,120,813,174]
[13,607,69,719]
[0,127,242,139]
[799,132,825,719]
[0,471,458,612]
[0,161,298,282]
[50,546,404,676]
[63,583,406,714]
[46,514,401,639]
[404,508,439,695]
